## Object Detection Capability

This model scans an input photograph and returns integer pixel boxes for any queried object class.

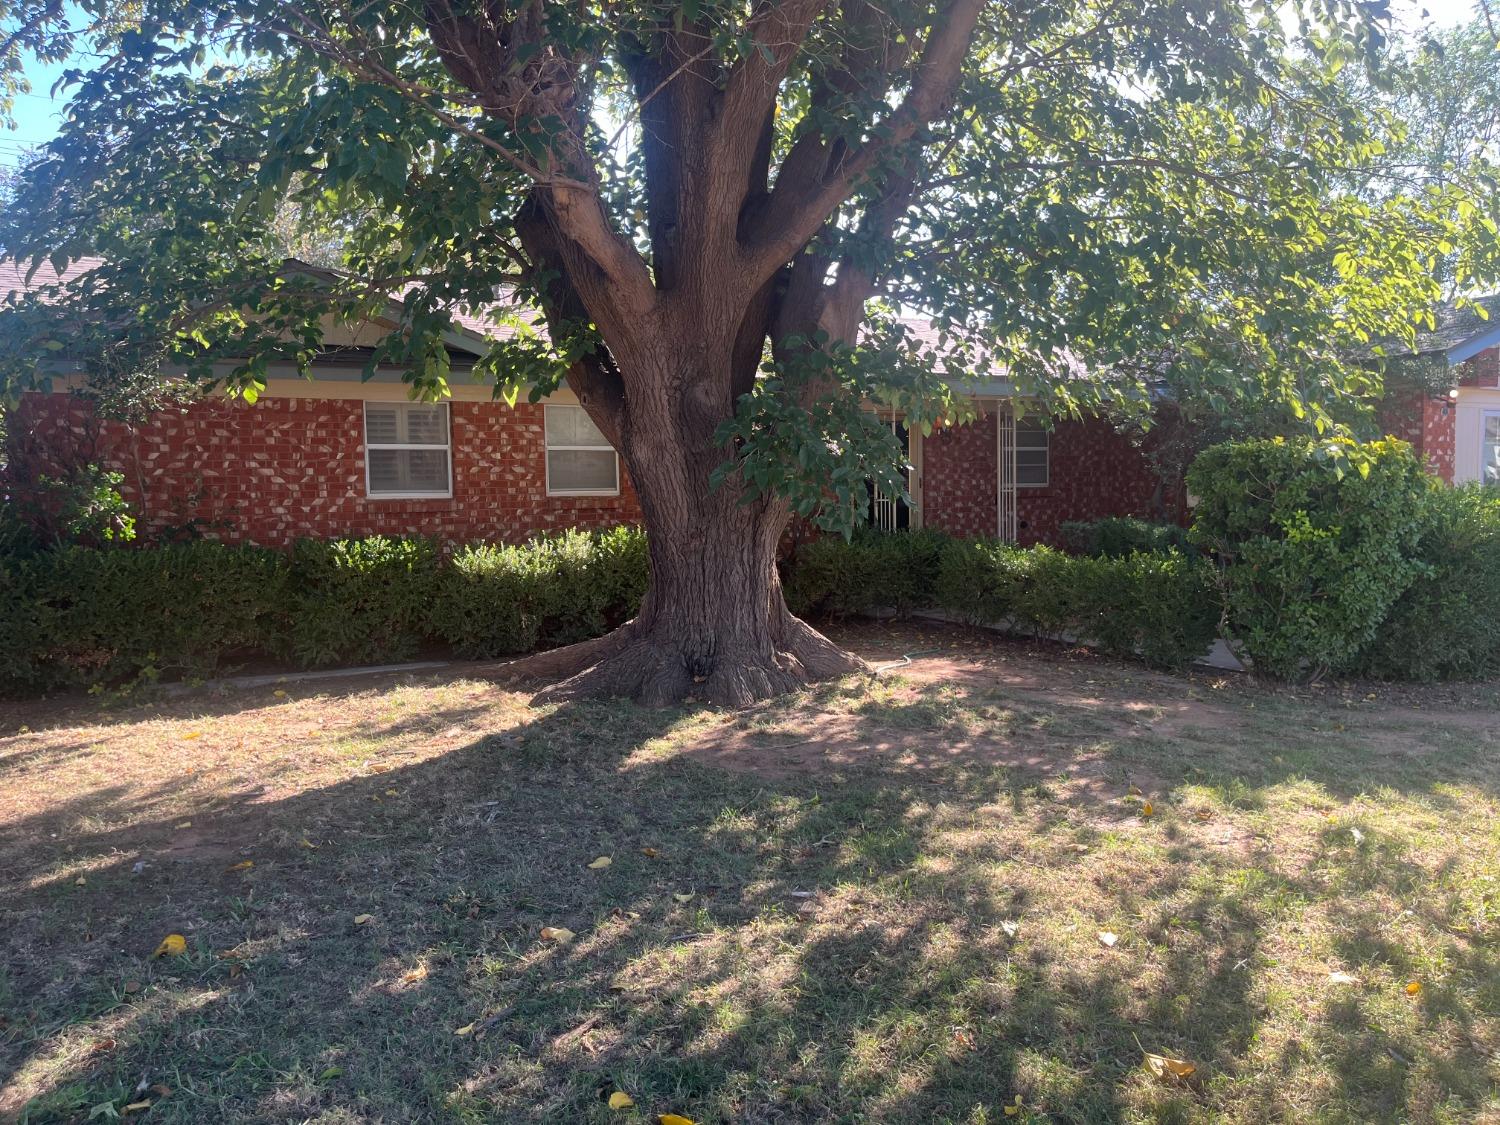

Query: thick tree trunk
[522,344,866,707]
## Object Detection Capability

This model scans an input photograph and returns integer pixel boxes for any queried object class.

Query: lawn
[2,621,1498,1124]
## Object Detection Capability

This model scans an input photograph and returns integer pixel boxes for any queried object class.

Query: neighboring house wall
[8,389,641,546]
[1453,346,1500,485]
[1380,389,1458,484]
[920,406,1172,546]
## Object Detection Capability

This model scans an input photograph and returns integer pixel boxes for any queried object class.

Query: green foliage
[1059,516,1194,558]
[1187,437,1433,680]
[934,538,1219,670]
[1355,485,1500,681]
[789,528,1218,671]
[0,542,288,693]
[0,463,136,555]
[431,527,647,659]
[784,528,948,618]
[282,536,439,667]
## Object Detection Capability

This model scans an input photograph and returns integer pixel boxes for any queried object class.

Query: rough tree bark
[413,0,983,705]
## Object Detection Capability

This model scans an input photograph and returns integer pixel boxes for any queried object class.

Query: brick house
[5,258,1494,549]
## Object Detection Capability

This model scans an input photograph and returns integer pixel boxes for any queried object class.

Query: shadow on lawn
[1,667,1496,1123]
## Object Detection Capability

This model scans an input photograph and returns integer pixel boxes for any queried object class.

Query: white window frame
[1483,409,1500,485]
[1015,420,1050,488]
[545,404,620,497]
[363,401,453,500]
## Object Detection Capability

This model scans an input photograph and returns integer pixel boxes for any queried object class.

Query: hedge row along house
[4,257,1498,550]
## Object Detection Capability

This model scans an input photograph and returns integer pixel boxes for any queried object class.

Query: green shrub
[1188,437,1432,680]
[0,542,287,692]
[1355,484,1500,681]
[784,528,946,618]
[933,538,1218,670]
[431,526,648,659]
[283,536,439,667]
[1060,516,1193,558]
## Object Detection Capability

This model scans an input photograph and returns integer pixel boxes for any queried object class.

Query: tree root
[498,616,868,708]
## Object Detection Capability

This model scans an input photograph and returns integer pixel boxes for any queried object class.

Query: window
[364,402,451,498]
[1015,419,1049,487]
[1485,412,1500,485]
[545,404,619,495]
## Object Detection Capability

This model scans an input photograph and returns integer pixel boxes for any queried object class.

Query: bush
[1060,516,1194,558]
[282,536,440,667]
[1187,437,1432,680]
[431,526,648,659]
[933,537,1219,670]
[1355,485,1500,681]
[784,528,947,618]
[0,542,287,692]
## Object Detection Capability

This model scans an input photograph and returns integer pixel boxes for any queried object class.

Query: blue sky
[0,0,1487,168]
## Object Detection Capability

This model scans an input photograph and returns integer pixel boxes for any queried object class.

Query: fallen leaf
[299,837,317,849]
[640,847,660,858]
[273,689,287,698]
[384,789,399,797]
[1098,931,1118,948]
[454,1022,476,1036]
[608,1091,635,1110]
[181,731,203,741]
[541,926,576,942]
[657,1116,696,1125]
[1143,1051,1197,1080]
[1127,783,1142,796]
[224,860,254,873]
[1000,920,1019,937]
[75,875,87,886]
[1405,980,1423,996]
[153,933,187,958]
[1140,801,1155,818]
[1193,809,1213,822]
[353,914,374,926]
[401,965,429,984]
[318,1066,342,1080]
[369,763,393,774]
[148,1085,171,1099]
[1003,1094,1025,1117]
[588,856,613,870]
[1328,970,1360,985]
[1349,826,1365,844]
[176,821,192,830]
[673,892,695,904]
[122,980,141,995]
[122,1101,152,1114]
[88,1102,119,1120]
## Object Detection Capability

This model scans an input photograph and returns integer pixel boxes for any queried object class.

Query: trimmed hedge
[1060,516,1194,558]
[784,528,948,619]
[1188,437,1432,680]
[1,527,649,694]
[430,526,648,658]
[1353,484,1500,681]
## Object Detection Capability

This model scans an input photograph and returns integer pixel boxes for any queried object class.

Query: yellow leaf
[541,926,575,942]
[1098,931,1118,948]
[224,860,254,873]
[608,1091,635,1109]
[1140,801,1155,818]
[1004,1093,1024,1116]
[353,913,374,926]
[401,964,428,984]
[153,933,187,958]
[588,856,613,870]
[273,689,287,698]
[657,1116,697,1125]
[369,763,393,773]
[1405,980,1423,996]
[640,847,660,858]
[673,892,695,904]
[299,837,317,849]
[385,789,399,797]
[454,1022,476,1036]
[123,1101,153,1113]
[1127,783,1142,796]
[176,821,192,830]
[182,730,203,740]
[1144,1052,1196,1080]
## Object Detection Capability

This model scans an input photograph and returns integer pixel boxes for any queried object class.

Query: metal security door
[996,403,1017,542]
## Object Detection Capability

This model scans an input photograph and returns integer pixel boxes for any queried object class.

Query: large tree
[0,0,1495,704]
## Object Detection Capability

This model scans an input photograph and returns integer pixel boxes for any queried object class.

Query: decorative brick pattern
[1379,389,1457,484]
[8,392,641,546]
[921,411,1172,546]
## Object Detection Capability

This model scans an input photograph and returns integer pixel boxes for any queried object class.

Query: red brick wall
[7,392,641,547]
[920,410,1169,546]
[1379,389,1457,484]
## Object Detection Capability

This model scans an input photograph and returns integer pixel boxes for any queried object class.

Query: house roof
[1404,293,1500,364]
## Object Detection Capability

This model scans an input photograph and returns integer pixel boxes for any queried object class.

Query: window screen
[364,402,451,497]
[1015,420,1050,487]
[545,405,619,494]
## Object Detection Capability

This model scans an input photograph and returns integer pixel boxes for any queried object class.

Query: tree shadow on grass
[1,660,1497,1122]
